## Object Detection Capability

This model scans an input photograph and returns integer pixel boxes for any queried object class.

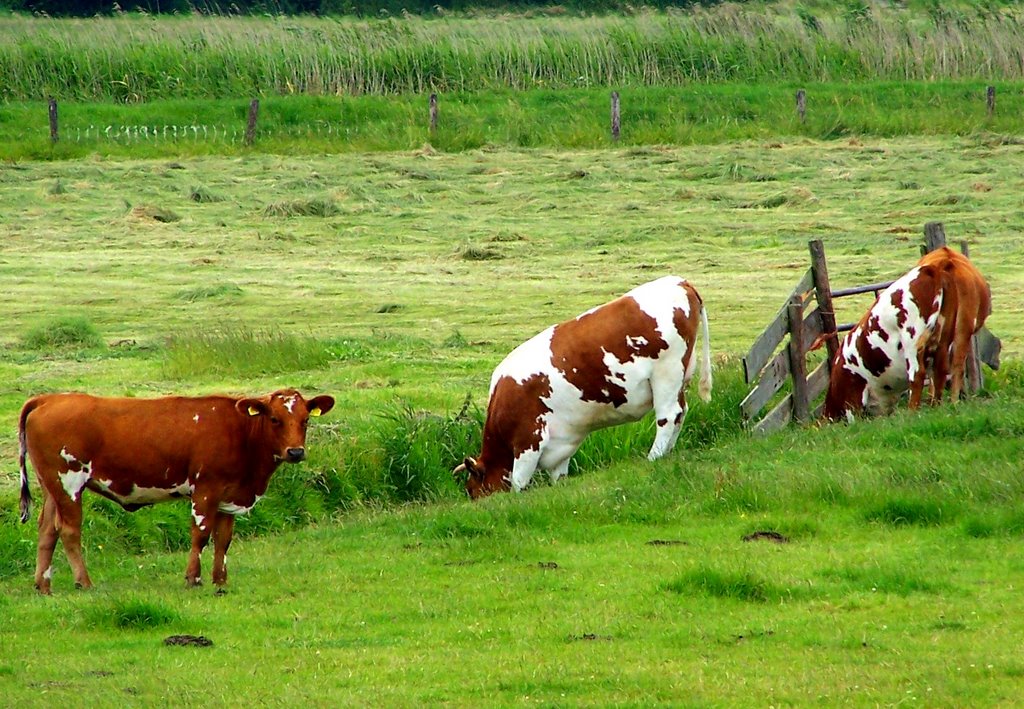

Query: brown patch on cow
[163,634,213,647]
[742,530,790,544]
[468,373,554,498]
[855,324,892,377]
[890,290,908,329]
[549,296,667,406]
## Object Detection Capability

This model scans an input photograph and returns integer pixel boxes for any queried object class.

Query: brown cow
[823,247,990,420]
[455,275,712,499]
[18,389,334,594]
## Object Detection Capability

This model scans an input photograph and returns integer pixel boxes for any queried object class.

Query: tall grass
[3,6,1024,102]
[163,327,335,378]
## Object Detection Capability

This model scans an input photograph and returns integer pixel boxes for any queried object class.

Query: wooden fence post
[244,99,260,146]
[808,239,839,369]
[796,89,806,123]
[986,86,995,118]
[787,293,810,423]
[429,93,438,136]
[610,91,620,142]
[924,221,946,252]
[48,97,59,144]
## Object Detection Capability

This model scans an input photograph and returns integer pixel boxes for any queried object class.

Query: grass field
[2,131,1024,702]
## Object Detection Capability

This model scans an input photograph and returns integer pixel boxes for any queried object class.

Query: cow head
[453,456,510,500]
[235,389,335,463]
[822,362,865,422]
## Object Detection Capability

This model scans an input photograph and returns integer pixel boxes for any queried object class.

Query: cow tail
[698,304,713,403]
[18,398,37,524]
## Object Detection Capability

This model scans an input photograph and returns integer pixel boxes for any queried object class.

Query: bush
[22,316,104,351]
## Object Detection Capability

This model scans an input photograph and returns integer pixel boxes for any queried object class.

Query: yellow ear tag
[310,407,322,417]
[248,406,261,416]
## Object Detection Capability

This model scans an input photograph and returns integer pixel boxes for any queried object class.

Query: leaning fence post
[808,240,839,369]
[48,97,59,144]
[986,86,996,119]
[796,89,806,123]
[244,98,260,146]
[611,91,620,142]
[429,93,438,136]
[787,293,810,423]
[924,222,946,253]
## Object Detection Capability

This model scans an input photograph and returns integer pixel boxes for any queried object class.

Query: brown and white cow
[823,247,990,420]
[455,276,712,499]
[18,388,334,593]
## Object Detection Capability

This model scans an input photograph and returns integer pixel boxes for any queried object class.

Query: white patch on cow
[283,394,297,413]
[191,501,207,531]
[59,461,92,502]
[838,267,938,416]
[59,447,78,465]
[218,501,253,515]
[193,414,200,423]
[626,335,649,349]
[43,566,53,580]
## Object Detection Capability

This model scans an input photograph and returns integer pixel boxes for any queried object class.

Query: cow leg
[34,493,59,595]
[509,449,542,493]
[548,458,571,485]
[185,497,215,587]
[930,342,952,405]
[649,371,688,460]
[211,512,235,589]
[52,493,91,590]
[948,326,974,403]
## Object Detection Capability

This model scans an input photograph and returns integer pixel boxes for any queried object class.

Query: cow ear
[307,395,335,417]
[237,398,268,417]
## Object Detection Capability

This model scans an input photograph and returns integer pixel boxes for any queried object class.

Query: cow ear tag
[248,406,261,416]
[310,407,322,417]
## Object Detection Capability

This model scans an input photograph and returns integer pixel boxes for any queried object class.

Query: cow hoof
[35,584,52,596]
[185,578,203,588]
[73,581,93,590]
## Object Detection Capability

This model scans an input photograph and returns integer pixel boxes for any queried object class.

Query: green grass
[1,132,1023,704]
[5,81,1024,160]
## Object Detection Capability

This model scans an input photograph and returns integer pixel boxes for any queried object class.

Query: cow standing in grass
[823,247,990,420]
[18,388,334,594]
[455,276,712,499]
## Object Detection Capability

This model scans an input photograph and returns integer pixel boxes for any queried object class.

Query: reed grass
[3,6,1024,102]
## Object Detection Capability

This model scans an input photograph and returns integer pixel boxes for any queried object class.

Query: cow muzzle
[285,447,306,463]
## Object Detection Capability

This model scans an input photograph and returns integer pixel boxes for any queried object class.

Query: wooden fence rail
[741,224,1001,435]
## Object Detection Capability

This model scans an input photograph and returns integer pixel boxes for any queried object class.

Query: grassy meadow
[4,4,1024,704]
[2,135,1024,704]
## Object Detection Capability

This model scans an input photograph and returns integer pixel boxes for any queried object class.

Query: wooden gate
[740,223,1001,435]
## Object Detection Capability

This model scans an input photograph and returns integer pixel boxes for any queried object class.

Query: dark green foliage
[664,566,800,603]
[91,597,182,629]
[862,496,955,527]
[373,399,482,503]
[22,316,104,351]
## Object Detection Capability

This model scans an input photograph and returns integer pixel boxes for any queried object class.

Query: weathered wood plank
[740,308,824,420]
[787,294,810,423]
[808,239,839,370]
[924,221,946,252]
[977,327,1001,371]
[806,359,830,402]
[743,268,814,382]
[753,394,792,436]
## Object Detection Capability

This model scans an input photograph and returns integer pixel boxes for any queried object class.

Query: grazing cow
[18,389,334,594]
[454,276,712,499]
[823,247,990,420]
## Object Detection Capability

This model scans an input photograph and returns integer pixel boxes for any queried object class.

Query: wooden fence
[741,223,1001,435]
[43,86,1001,146]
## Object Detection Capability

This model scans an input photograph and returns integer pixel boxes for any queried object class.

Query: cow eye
[270,416,282,425]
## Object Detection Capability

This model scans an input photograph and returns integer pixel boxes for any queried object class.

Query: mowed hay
[130,204,181,222]
[262,196,339,217]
